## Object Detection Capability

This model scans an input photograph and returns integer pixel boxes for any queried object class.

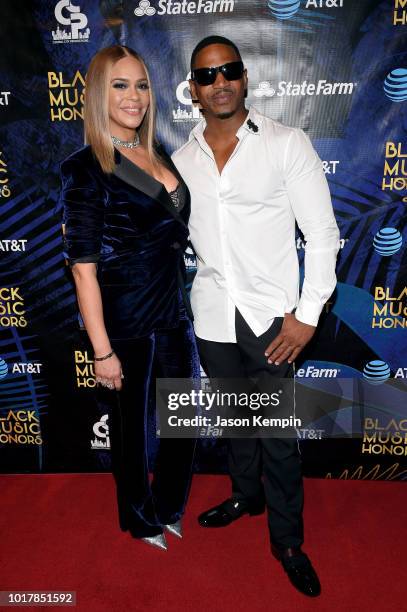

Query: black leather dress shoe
[198,497,265,527]
[273,547,321,597]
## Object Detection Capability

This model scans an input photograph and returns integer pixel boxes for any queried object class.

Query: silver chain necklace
[111,133,140,149]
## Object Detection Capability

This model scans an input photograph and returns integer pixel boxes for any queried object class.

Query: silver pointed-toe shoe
[141,533,168,550]
[164,520,182,538]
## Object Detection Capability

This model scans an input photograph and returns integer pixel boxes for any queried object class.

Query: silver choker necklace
[111,133,140,149]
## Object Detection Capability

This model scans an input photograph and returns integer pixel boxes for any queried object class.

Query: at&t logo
[0,92,10,106]
[268,0,301,19]
[373,228,403,256]
[384,69,407,102]
[268,0,343,19]
[0,357,42,377]
[0,358,8,379]
[0,240,27,252]
[362,360,391,384]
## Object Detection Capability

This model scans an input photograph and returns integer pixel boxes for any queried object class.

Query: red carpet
[1,474,405,612]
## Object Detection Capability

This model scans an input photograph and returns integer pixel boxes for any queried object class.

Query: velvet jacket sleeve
[60,158,105,266]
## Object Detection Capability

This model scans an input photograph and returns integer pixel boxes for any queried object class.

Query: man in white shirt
[172,36,340,598]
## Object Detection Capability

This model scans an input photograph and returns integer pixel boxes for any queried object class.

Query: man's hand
[265,314,316,365]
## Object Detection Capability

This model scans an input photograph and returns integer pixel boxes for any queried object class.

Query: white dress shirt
[172,106,340,343]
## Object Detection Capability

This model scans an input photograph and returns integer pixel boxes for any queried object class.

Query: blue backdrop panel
[0,0,406,480]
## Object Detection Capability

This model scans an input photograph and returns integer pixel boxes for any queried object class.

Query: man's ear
[189,79,199,104]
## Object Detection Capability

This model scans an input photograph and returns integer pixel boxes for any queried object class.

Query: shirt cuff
[295,299,323,327]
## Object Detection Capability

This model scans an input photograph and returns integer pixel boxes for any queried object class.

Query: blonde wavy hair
[84,45,158,173]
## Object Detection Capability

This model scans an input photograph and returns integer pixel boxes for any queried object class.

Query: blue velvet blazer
[60,144,191,340]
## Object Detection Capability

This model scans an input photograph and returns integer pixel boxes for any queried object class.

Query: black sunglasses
[191,61,244,86]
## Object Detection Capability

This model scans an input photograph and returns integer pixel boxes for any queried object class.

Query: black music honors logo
[48,70,85,122]
[0,410,42,445]
[0,287,27,328]
[74,350,95,388]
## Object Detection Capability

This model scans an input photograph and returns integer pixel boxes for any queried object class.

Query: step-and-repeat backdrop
[0,0,406,479]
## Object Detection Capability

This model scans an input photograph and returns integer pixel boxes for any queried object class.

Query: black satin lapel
[113,149,188,228]
[113,152,162,201]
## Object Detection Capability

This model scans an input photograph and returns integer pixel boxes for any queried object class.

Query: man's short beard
[215,111,235,119]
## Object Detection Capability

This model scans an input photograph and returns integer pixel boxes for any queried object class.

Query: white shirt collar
[189,105,263,143]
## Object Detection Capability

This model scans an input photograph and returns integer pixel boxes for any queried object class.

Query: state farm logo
[134,0,156,15]
[134,0,235,16]
[296,237,347,250]
[253,82,276,97]
[253,79,356,97]
[296,365,340,378]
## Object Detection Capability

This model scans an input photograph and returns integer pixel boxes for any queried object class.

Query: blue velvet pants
[109,314,200,538]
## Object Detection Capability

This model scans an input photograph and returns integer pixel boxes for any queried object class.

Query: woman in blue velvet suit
[60,45,200,550]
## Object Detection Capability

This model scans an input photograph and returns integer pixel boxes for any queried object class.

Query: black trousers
[197,309,304,550]
[107,313,200,538]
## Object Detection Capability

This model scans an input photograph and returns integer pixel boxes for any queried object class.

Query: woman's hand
[95,352,124,391]
[69,263,123,391]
